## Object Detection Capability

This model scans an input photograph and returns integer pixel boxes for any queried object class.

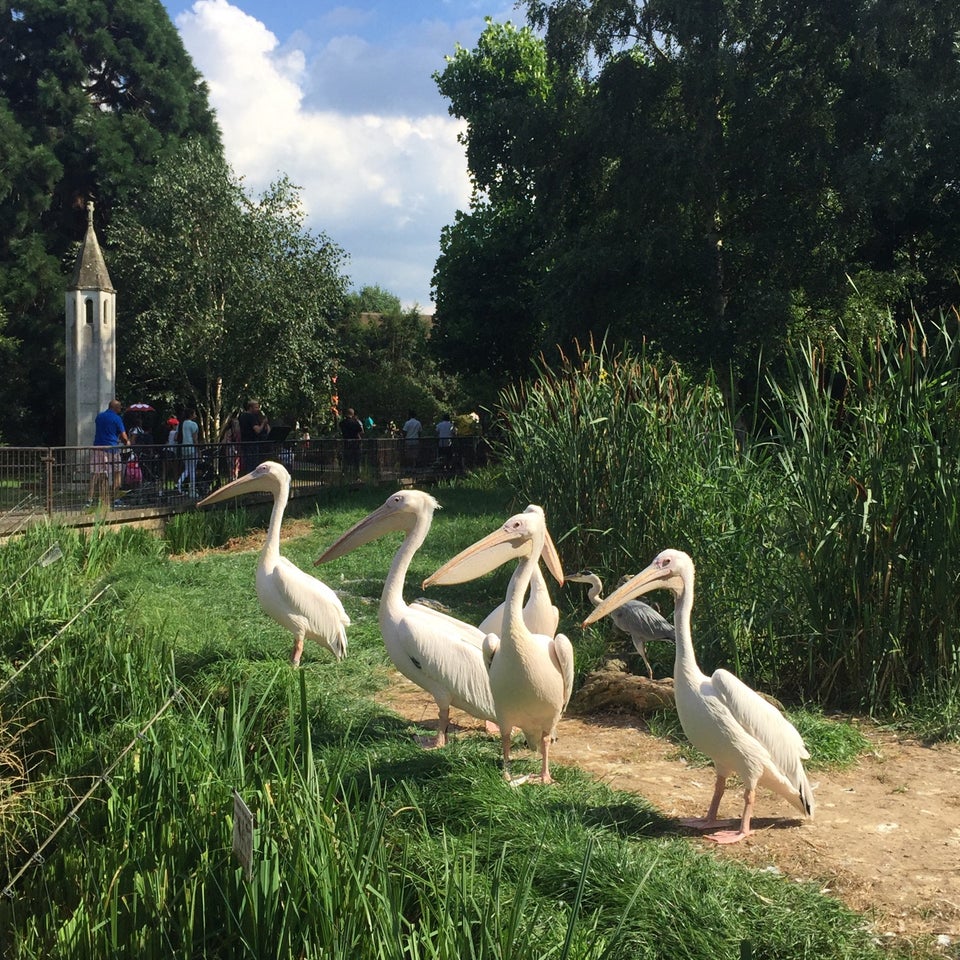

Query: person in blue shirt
[88,399,129,506]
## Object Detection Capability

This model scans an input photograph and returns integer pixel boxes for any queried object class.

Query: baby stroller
[194,447,218,498]
[117,443,164,506]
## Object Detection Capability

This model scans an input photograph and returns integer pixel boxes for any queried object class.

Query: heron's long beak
[196,463,277,508]
[582,560,667,627]
[316,501,404,565]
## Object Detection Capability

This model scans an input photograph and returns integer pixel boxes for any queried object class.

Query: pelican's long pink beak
[423,514,564,589]
[423,526,524,588]
[316,501,404,565]
[196,461,284,508]
[582,559,669,627]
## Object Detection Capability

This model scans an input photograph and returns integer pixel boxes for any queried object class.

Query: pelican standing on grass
[315,490,497,747]
[425,507,574,785]
[567,570,674,678]
[583,549,813,842]
[197,461,348,666]
[478,506,561,639]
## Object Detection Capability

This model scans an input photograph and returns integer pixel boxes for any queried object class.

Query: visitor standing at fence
[340,407,364,476]
[87,399,129,507]
[402,410,422,467]
[176,408,200,498]
[436,412,456,467]
[219,414,242,481]
[239,400,270,474]
[163,417,179,486]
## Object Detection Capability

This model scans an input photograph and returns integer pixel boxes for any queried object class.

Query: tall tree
[432,20,555,389]
[0,0,221,442]
[434,1,960,392]
[109,142,348,437]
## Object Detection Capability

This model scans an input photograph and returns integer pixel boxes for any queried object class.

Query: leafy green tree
[432,20,555,390]
[0,0,221,442]
[434,1,960,395]
[110,142,348,437]
[335,290,463,431]
[344,285,402,316]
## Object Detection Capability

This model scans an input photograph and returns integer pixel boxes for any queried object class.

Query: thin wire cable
[2,691,178,898]
[0,542,63,602]
[0,585,111,695]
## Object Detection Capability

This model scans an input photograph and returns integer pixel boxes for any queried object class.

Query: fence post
[42,448,54,518]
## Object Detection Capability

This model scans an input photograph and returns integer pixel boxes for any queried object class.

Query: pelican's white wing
[482,632,500,670]
[411,601,485,648]
[386,604,497,721]
[258,557,349,655]
[550,633,575,711]
[710,668,814,815]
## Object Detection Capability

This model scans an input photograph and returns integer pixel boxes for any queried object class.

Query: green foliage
[334,298,464,432]
[0,515,892,958]
[434,1,960,403]
[764,313,960,711]
[496,324,960,720]
[110,141,349,436]
[0,0,222,443]
[164,503,261,555]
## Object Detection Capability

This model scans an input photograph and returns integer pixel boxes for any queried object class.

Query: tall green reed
[494,318,960,721]
[764,313,960,712]
[494,338,785,685]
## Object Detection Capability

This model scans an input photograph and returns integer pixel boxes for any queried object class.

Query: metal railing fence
[0,437,487,534]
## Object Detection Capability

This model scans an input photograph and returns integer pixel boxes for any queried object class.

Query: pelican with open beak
[424,506,573,784]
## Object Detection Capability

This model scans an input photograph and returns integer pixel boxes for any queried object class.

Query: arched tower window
[85,298,94,324]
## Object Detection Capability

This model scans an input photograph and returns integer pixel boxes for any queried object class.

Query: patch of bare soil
[374,669,960,948]
[178,518,316,559]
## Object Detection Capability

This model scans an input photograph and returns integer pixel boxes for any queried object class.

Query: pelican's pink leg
[706,787,755,844]
[501,728,513,782]
[680,773,737,831]
[290,634,305,667]
[538,732,554,785]
[429,704,450,749]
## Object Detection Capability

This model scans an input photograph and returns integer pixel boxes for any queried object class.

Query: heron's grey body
[569,571,674,678]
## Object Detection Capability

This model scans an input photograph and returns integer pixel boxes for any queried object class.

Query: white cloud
[174,0,473,310]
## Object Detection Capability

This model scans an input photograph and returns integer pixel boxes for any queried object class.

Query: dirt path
[374,671,960,949]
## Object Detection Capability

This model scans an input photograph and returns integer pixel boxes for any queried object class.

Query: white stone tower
[65,201,116,447]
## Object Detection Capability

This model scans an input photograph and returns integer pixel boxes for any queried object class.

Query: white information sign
[232,790,254,881]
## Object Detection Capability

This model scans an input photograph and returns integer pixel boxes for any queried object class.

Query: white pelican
[197,461,348,666]
[567,570,674,678]
[583,549,813,842]
[424,507,574,784]
[315,489,496,747]
[478,505,560,639]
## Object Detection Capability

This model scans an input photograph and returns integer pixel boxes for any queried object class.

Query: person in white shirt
[177,407,201,497]
[436,413,456,467]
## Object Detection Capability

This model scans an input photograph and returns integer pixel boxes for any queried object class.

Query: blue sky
[159,0,519,310]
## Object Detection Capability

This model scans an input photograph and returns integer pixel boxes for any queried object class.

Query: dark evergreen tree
[0,0,221,442]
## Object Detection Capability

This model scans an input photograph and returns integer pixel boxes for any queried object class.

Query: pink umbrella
[127,402,155,412]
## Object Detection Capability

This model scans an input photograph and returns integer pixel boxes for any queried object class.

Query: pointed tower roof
[69,201,115,292]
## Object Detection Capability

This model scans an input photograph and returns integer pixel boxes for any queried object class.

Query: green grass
[0,487,921,958]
